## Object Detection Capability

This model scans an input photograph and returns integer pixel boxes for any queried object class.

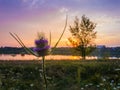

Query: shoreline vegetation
[0,47,120,58]
[0,60,120,90]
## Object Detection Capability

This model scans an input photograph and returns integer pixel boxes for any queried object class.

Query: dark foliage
[0,60,120,90]
[0,47,120,58]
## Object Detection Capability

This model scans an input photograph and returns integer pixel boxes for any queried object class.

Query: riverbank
[0,60,120,90]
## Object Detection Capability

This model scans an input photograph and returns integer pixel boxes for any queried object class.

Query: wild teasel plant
[10,16,67,90]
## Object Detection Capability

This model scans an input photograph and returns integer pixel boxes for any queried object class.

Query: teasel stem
[42,56,48,90]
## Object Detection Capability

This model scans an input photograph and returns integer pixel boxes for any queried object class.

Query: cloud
[21,0,28,3]
[115,20,120,24]
[59,7,68,13]
[21,0,45,8]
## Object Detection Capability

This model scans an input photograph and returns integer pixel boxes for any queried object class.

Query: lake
[0,54,100,60]
[0,54,119,60]
[0,54,79,60]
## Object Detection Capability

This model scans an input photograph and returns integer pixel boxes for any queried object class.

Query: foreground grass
[0,59,120,90]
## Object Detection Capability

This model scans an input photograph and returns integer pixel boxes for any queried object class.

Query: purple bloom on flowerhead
[33,45,50,52]
[35,39,48,45]
[33,32,51,56]
[33,37,50,56]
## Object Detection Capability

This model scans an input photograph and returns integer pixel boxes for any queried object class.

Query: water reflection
[0,54,81,60]
[0,54,119,60]
[1,54,37,60]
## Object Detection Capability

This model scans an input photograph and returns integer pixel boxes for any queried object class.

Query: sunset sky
[0,0,120,47]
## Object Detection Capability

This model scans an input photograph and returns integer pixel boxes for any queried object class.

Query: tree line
[0,46,120,58]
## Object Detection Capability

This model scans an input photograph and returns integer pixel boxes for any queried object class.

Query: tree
[68,15,97,60]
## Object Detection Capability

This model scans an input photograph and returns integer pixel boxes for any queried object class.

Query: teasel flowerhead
[33,32,50,57]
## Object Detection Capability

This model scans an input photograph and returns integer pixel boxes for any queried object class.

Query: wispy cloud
[21,0,45,8]
[59,7,69,13]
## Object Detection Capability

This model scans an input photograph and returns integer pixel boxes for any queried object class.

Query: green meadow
[0,60,120,90]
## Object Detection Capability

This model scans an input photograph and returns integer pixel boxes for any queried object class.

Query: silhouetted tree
[68,15,97,60]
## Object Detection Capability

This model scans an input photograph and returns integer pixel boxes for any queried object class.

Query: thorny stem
[42,56,48,90]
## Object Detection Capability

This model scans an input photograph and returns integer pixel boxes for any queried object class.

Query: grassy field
[0,60,120,90]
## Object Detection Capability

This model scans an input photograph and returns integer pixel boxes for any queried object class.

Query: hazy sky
[0,0,120,47]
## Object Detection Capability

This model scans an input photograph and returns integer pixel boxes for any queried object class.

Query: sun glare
[71,56,79,60]
[67,37,80,47]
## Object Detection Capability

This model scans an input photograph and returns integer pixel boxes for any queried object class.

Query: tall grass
[0,60,120,90]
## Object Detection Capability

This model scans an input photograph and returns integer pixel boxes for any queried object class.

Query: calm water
[0,54,119,60]
[0,54,79,60]
[0,54,99,60]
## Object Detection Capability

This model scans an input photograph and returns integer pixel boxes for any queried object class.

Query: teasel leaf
[52,15,68,51]
[49,31,51,46]
[10,32,38,57]
[14,33,38,56]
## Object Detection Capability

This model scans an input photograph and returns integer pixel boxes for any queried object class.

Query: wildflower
[85,84,88,87]
[118,83,120,85]
[113,87,117,90]
[33,34,50,56]
[115,68,120,71]
[100,83,103,86]
[110,83,113,86]
[96,85,100,87]
[117,86,120,89]
[30,72,33,74]
[81,87,84,90]
[102,78,106,82]
[35,67,38,70]
[39,69,43,72]
[89,83,93,86]
[30,83,34,87]
[40,73,42,78]
[111,80,114,83]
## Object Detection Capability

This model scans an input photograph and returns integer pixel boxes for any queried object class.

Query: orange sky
[0,0,120,47]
